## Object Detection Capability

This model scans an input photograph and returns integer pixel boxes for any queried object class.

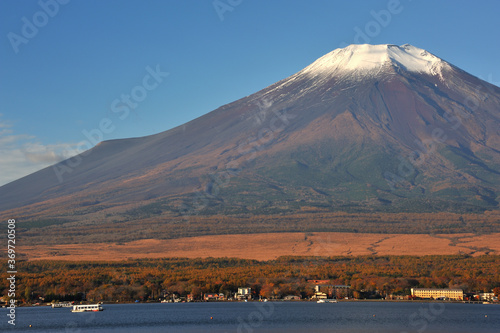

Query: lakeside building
[313,284,351,299]
[388,294,411,300]
[283,295,301,301]
[411,288,463,300]
[312,291,328,300]
[236,287,252,300]
[203,293,225,301]
[479,293,497,301]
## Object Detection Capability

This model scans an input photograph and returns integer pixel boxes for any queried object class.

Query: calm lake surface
[1,302,498,332]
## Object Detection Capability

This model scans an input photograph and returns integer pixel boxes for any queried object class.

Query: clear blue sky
[1,0,499,185]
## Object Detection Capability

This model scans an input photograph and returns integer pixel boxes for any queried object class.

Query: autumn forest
[2,255,500,304]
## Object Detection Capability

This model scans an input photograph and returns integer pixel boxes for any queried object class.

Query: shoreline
[18,299,498,307]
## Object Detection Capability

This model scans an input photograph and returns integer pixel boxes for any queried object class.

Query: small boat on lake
[316,299,338,303]
[71,304,103,312]
[52,302,73,308]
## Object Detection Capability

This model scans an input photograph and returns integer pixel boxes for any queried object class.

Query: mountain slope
[1,44,499,233]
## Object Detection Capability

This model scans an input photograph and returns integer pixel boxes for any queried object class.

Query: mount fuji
[1,44,499,240]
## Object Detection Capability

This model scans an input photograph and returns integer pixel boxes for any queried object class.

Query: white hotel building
[411,288,463,300]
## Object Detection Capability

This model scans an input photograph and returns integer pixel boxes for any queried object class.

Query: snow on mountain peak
[302,44,448,79]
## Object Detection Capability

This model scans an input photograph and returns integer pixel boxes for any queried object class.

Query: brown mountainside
[1,44,499,242]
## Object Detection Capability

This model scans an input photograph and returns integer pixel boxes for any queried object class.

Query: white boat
[52,302,73,308]
[317,299,338,303]
[71,304,103,312]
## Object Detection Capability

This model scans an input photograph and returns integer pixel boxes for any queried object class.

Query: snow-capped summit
[301,44,449,79]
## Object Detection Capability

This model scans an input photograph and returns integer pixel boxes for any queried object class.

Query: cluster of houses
[198,288,252,302]
[166,287,254,303]
[3,285,498,306]
[199,286,497,302]
[162,283,353,302]
[154,284,499,302]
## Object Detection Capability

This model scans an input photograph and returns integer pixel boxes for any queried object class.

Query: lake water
[1,301,498,332]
